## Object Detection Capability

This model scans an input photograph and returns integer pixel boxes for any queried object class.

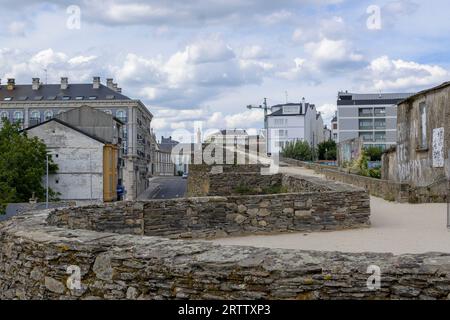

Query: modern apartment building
[266,99,325,154]
[337,91,414,150]
[0,77,154,200]
[331,112,338,142]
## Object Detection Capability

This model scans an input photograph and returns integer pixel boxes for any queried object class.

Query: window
[116,109,127,122]
[374,119,386,129]
[274,119,287,126]
[44,110,54,121]
[0,111,8,120]
[30,111,41,126]
[88,96,97,100]
[359,132,373,142]
[359,108,373,117]
[13,111,24,124]
[418,102,427,149]
[374,132,386,142]
[47,96,56,100]
[75,96,84,100]
[374,108,386,117]
[62,96,71,100]
[278,129,288,137]
[3,97,12,101]
[103,109,112,115]
[359,119,373,129]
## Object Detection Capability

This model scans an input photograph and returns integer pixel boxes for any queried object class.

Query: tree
[365,146,383,161]
[317,140,337,160]
[0,119,58,214]
[282,140,313,161]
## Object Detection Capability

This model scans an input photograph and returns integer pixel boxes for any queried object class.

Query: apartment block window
[30,111,41,126]
[374,132,386,142]
[418,102,428,149]
[359,108,373,117]
[359,119,373,129]
[374,119,386,129]
[44,110,53,121]
[278,129,288,137]
[374,108,386,117]
[359,132,373,142]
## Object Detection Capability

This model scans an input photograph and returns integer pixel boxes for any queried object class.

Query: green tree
[317,140,337,160]
[0,119,58,213]
[364,146,383,161]
[282,140,313,161]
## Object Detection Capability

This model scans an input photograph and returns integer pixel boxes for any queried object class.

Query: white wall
[267,115,305,154]
[27,121,104,201]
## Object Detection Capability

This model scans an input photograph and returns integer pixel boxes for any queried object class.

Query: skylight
[75,96,84,100]
[105,95,115,100]
[88,96,98,100]
[62,96,71,100]
[3,97,12,101]
[47,96,56,100]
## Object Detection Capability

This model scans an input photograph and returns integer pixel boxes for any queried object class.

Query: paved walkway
[209,163,450,255]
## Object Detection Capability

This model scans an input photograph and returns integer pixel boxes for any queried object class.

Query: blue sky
[0,0,449,138]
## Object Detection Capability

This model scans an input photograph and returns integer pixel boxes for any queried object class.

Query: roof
[219,129,248,135]
[397,81,450,105]
[0,84,131,102]
[24,118,109,144]
[331,116,338,122]
[337,91,414,106]
[268,103,315,117]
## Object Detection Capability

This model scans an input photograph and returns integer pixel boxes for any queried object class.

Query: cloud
[317,103,336,124]
[363,55,449,91]
[113,38,272,107]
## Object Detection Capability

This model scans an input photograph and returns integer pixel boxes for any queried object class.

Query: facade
[337,91,413,150]
[266,100,325,154]
[0,77,154,200]
[26,118,120,202]
[150,134,175,176]
[331,112,338,142]
[382,82,450,193]
[323,125,332,141]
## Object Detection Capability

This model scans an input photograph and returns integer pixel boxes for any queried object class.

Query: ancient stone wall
[48,182,370,239]
[2,210,450,300]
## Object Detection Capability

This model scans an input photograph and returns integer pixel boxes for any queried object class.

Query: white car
[182,173,188,179]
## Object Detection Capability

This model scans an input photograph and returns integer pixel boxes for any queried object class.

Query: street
[149,176,187,199]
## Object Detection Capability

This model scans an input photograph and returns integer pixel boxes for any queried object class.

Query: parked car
[182,173,188,179]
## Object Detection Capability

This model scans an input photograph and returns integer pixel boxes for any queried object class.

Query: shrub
[282,140,313,161]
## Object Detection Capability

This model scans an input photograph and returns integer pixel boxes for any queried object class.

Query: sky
[1,0,449,139]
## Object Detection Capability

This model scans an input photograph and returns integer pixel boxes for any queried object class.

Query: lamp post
[46,154,49,209]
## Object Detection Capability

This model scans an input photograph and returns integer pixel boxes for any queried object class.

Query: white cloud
[364,55,449,91]
[8,21,26,37]
[317,103,336,124]
[68,55,97,66]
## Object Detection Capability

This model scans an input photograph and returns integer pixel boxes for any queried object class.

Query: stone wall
[2,210,450,300]
[187,164,276,197]
[48,177,371,239]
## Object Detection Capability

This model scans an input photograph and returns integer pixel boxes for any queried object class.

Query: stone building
[25,116,121,202]
[382,82,450,199]
[0,77,154,200]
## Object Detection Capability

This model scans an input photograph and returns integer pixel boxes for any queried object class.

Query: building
[148,134,175,176]
[323,125,332,141]
[331,112,338,142]
[0,77,154,200]
[382,82,450,199]
[25,117,120,202]
[266,99,325,154]
[337,91,414,150]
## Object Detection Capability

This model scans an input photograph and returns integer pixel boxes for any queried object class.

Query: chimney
[116,87,122,93]
[32,78,40,90]
[60,77,68,90]
[93,76,101,89]
[113,83,118,92]
[7,78,15,91]
[106,78,114,89]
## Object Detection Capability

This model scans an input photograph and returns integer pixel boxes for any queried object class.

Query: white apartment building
[266,100,325,154]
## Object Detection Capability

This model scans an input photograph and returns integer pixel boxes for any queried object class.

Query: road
[150,176,187,199]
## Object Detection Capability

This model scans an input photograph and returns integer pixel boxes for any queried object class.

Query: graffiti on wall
[432,127,444,168]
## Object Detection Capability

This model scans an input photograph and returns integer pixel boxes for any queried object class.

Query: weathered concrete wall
[337,137,363,167]
[395,87,449,187]
[2,210,450,300]
[27,120,105,201]
[48,176,371,239]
